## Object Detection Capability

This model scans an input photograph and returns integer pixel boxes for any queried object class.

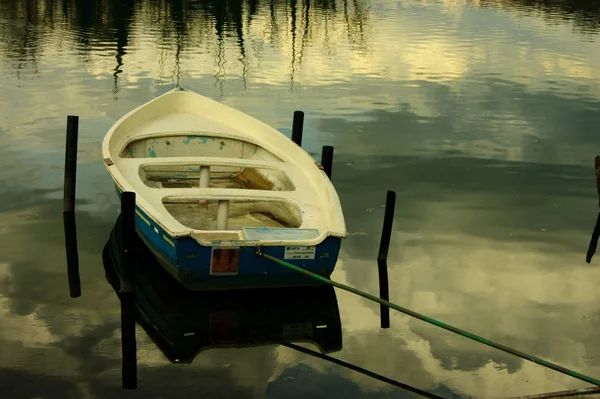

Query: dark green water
[2,0,600,397]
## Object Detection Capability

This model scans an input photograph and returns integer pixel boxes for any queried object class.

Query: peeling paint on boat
[147,139,158,158]
[183,135,209,145]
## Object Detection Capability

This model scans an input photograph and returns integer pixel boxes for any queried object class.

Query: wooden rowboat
[102,88,347,290]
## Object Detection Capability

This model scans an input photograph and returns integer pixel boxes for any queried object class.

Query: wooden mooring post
[120,191,137,389]
[377,190,396,328]
[321,146,334,179]
[63,115,81,298]
[291,110,304,147]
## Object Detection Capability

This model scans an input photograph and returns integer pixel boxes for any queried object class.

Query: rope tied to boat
[254,248,600,388]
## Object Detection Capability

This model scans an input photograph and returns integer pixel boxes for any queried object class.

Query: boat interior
[118,133,317,238]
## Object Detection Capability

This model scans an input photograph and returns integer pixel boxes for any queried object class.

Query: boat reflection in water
[102,214,343,364]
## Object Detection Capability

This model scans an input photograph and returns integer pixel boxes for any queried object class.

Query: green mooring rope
[260,253,600,387]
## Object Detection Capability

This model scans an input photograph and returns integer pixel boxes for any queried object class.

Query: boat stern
[174,230,342,290]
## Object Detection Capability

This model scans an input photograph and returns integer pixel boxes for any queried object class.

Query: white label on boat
[284,246,316,260]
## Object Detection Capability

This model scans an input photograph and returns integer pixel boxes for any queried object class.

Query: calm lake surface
[2,0,600,397]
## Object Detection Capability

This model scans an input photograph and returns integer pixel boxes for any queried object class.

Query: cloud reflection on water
[2,0,600,397]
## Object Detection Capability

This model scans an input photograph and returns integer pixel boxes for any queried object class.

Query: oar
[586,155,600,263]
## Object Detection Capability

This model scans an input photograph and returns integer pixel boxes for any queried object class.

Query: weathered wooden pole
[120,191,137,389]
[63,115,81,298]
[586,155,600,263]
[377,190,396,328]
[291,110,304,147]
[321,145,334,179]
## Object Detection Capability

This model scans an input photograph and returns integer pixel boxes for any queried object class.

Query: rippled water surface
[2,0,600,398]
